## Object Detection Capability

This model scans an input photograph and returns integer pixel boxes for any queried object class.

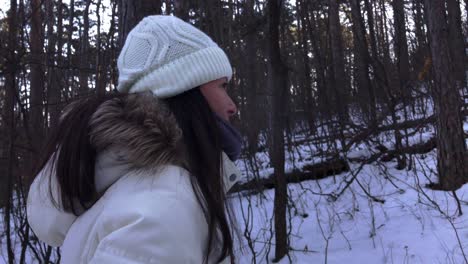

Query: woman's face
[200,78,237,122]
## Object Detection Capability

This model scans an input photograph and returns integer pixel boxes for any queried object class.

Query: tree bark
[165,0,172,15]
[328,0,348,118]
[297,0,316,132]
[446,0,466,89]
[107,1,119,89]
[267,0,289,261]
[4,1,18,262]
[412,0,428,79]
[363,0,378,61]
[392,0,411,96]
[54,0,64,126]
[79,0,91,95]
[307,7,329,116]
[66,0,74,98]
[203,0,224,46]
[173,0,189,20]
[29,0,44,152]
[46,0,60,129]
[424,0,467,190]
[118,0,163,49]
[378,0,391,68]
[245,0,261,153]
[230,159,349,194]
[364,0,406,169]
[95,0,107,96]
[391,0,410,169]
[350,0,376,126]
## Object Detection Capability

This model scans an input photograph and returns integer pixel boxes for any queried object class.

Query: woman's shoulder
[95,164,208,241]
[99,165,205,225]
[82,165,209,263]
[102,165,199,208]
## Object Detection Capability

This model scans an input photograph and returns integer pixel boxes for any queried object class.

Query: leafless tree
[424,0,467,190]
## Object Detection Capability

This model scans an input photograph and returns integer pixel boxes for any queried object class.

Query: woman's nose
[227,100,237,118]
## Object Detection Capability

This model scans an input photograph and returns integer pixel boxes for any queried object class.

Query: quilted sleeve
[26,160,77,247]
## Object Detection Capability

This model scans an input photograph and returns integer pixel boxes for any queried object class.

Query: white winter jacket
[26,94,241,264]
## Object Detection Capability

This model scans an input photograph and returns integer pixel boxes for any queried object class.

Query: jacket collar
[222,152,241,192]
[89,92,242,193]
[88,92,184,193]
[94,148,241,195]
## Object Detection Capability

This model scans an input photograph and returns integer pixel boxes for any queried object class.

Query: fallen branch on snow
[230,158,349,194]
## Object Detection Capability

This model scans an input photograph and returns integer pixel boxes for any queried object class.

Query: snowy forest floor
[230,127,468,263]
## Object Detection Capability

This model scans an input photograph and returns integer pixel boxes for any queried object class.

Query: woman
[27,15,243,264]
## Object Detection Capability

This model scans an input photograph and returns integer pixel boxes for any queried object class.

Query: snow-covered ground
[231,151,468,263]
[229,111,468,263]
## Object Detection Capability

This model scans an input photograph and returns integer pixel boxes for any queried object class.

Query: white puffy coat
[26,94,241,264]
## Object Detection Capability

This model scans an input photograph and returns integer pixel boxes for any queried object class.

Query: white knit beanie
[116,15,232,98]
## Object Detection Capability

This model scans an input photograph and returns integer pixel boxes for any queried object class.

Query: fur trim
[89,92,184,169]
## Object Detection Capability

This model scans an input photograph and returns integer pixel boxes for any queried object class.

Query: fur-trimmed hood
[27,93,242,249]
[89,93,187,193]
[91,93,184,169]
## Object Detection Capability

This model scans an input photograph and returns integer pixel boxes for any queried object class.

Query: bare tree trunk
[165,0,172,15]
[96,0,102,90]
[79,0,90,95]
[118,0,163,49]
[412,0,428,79]
[95,0,107,96]
[4,1,18,263]
[46,0,60,129]
[307,7,329,117]
[267,0,289,261]
[54,0,64,127]
[66,0,75,99]
[328,0,348,114]
[245,0,261,153]
[30,0,44,152]
[391,0,410,168]
[392,0,411,97]
[364,0,406,169]
[297,0,316,132]
[173,0,189,20]
[364,0,378,62]
[424,0,467,190]
[350,0,376,126]
[328,0,349,144]
[108,1,119,89]
[203,0,225,46]
[446,0,466,90]
[378,0,391,68]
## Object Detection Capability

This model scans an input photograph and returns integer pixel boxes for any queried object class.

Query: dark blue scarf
[215,114,242,161]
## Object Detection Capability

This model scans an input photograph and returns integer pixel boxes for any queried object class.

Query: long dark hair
[165,89,233,263]
[35,93,126,213]
[33,89,233,263]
